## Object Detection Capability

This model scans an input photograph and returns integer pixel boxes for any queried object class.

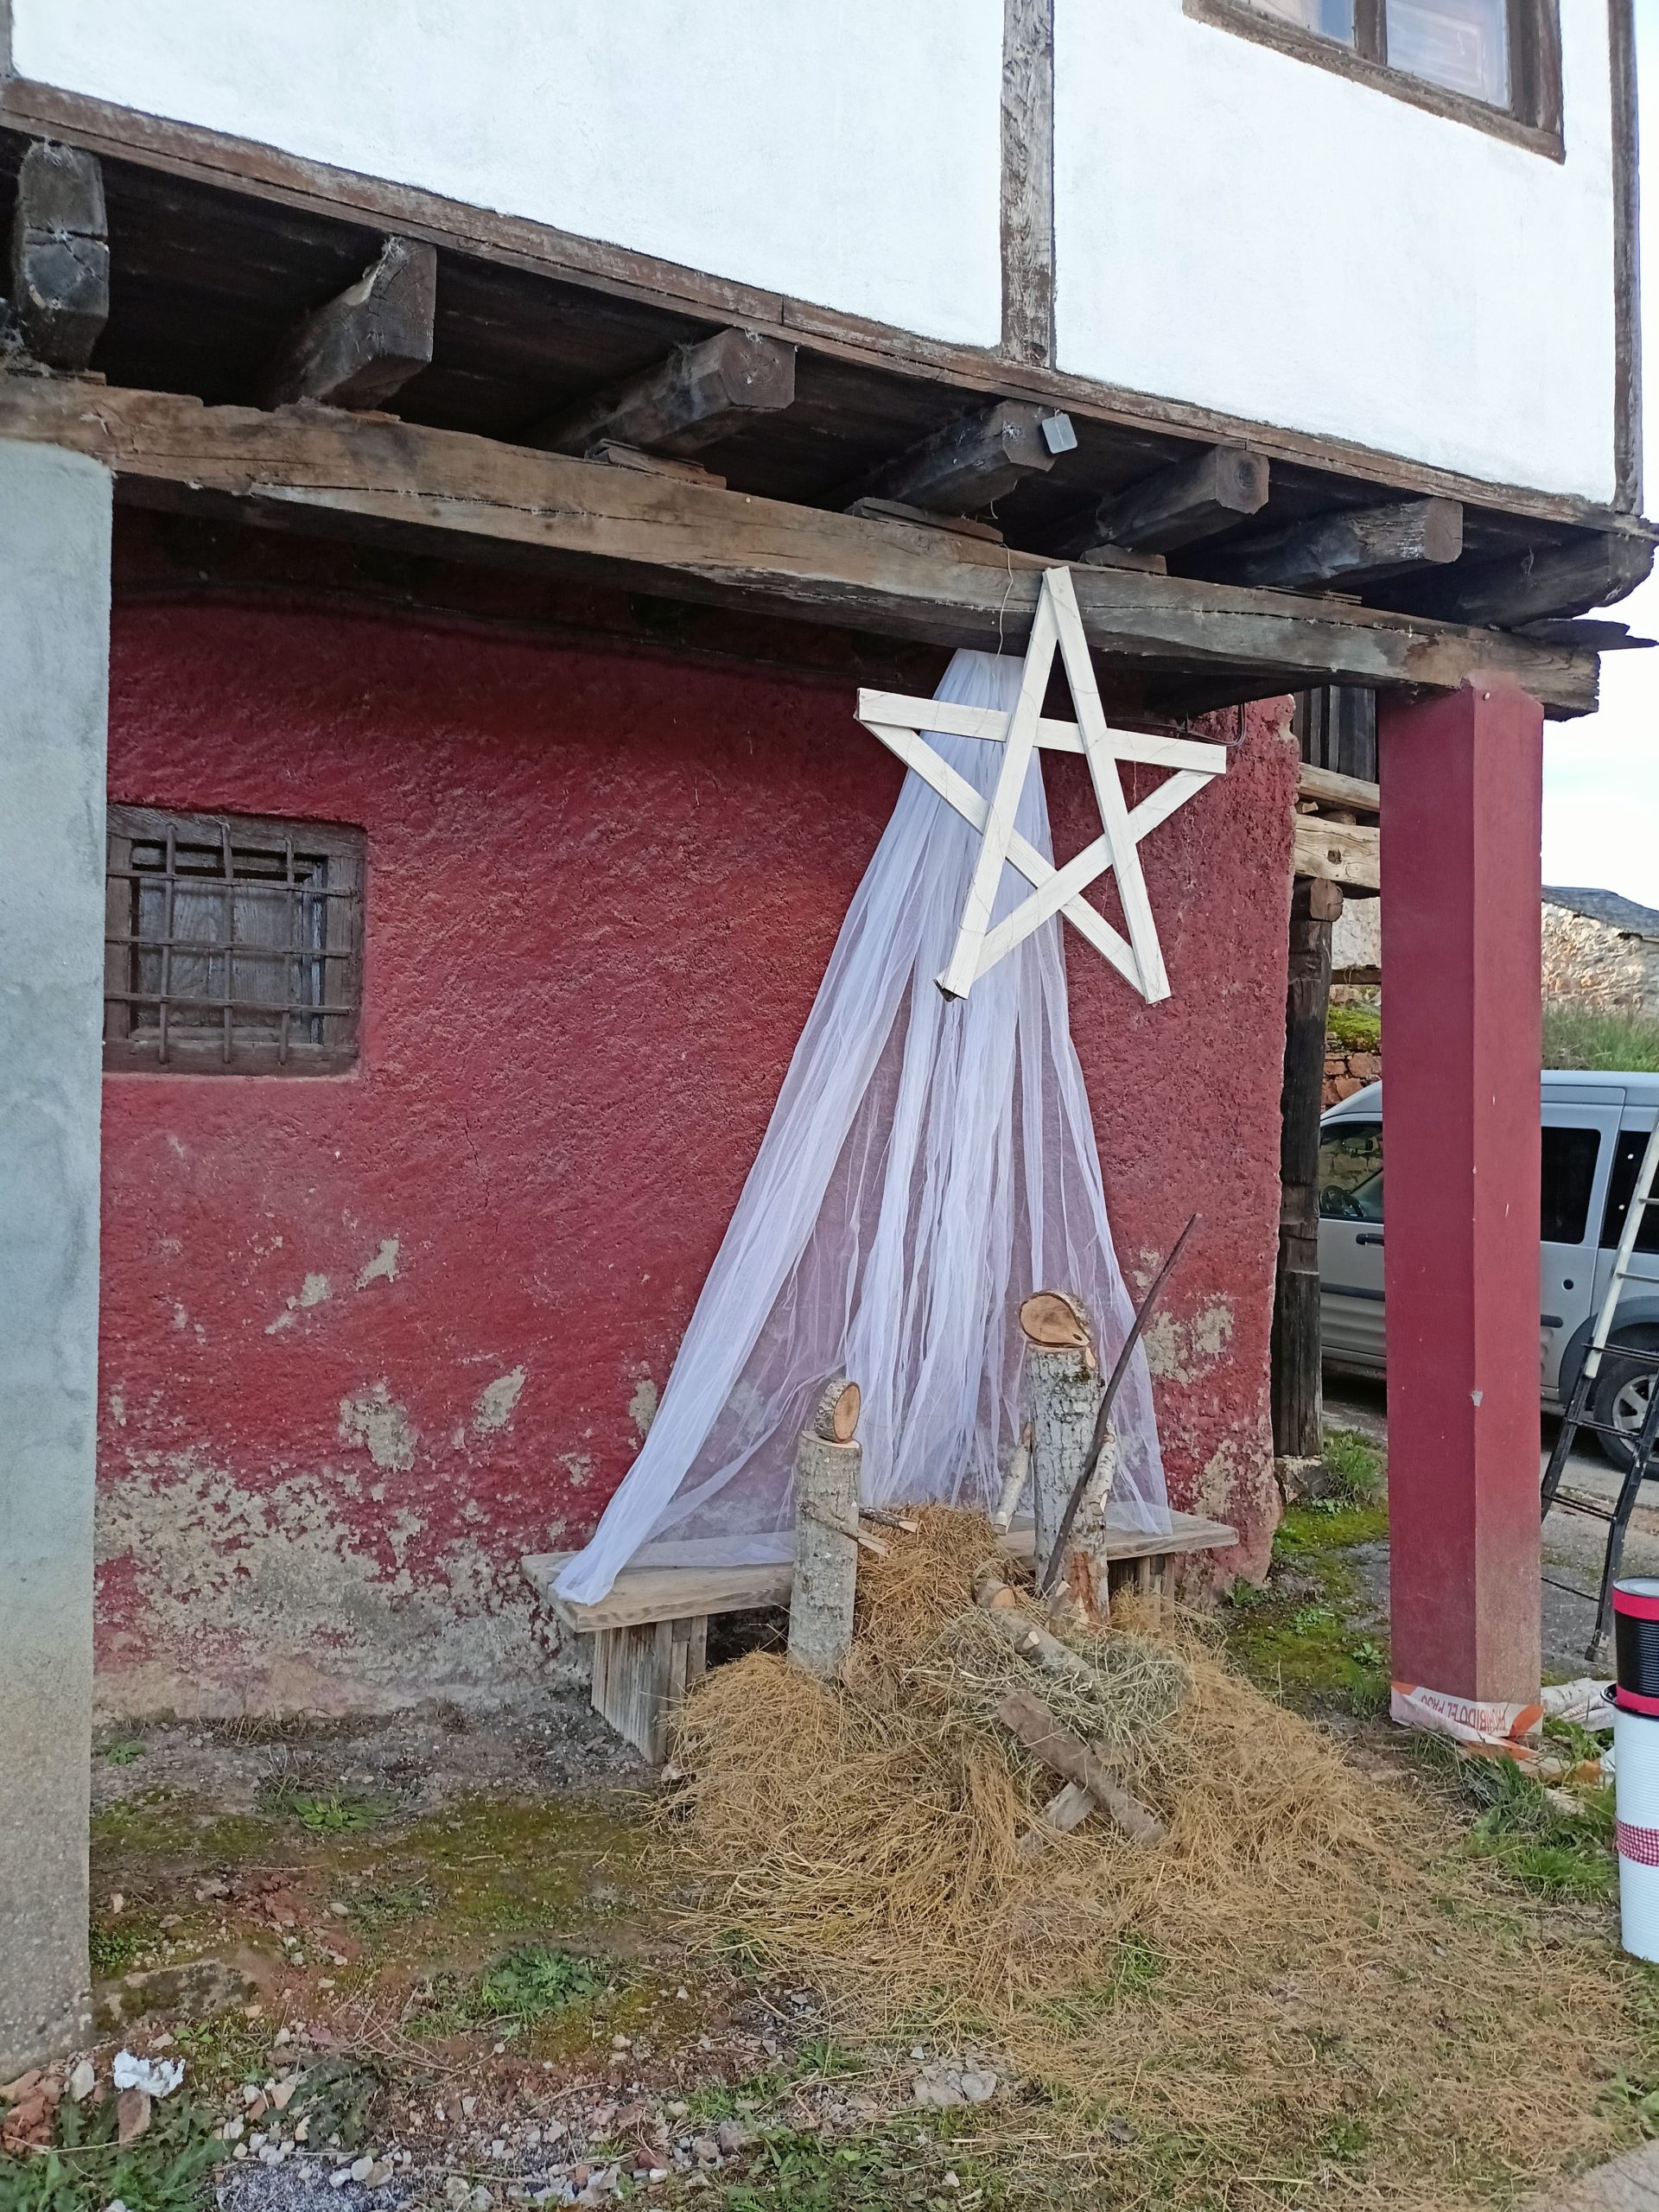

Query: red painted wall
[96,594,1294,1713]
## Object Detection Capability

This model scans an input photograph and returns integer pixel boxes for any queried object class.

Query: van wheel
[1590,1327,1659,1470]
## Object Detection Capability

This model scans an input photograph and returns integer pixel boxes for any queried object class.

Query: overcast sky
[1541,1,1659,899]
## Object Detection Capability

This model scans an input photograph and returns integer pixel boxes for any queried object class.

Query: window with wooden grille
[105,807,364,1075]
[1191,0,1562,149]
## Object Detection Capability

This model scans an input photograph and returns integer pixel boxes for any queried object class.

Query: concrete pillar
[1378,678,1543,1724]
[0,442,112,2072]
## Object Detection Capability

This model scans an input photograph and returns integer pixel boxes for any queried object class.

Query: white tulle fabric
[556,649,1168,1605]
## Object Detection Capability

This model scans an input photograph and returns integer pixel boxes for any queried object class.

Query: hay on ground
[666,1506,1651,2210]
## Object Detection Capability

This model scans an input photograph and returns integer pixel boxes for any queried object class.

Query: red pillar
[1378,678,1542,1722]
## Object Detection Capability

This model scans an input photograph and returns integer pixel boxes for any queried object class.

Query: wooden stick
[973,1568,1098,1685]
[991,1422,1033,1533]
[860,1506,919,1535]
[995,1689,1166,1847]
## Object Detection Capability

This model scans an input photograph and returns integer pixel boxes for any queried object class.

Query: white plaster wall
[1054,0,1618,501]
[10,0,1005,347]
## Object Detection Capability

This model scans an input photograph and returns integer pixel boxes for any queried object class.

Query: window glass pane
[1244,0,1357,41]
[1541,1126,1599,1246]
[1319,1122,1384,1221]
[1602,1132,1659,1255]
[1384,0,1509,105]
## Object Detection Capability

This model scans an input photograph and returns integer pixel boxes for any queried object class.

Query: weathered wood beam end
[533,327,798,458]
[10,140,109,372]
[262,235,437,410]
[1206,495,1464,593]
[1389,531,1656,627]
[857,397,1076,516]
[1060,444,1270,558]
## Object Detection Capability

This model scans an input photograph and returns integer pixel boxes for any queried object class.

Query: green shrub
[1542,1001,1659,1073]
[1326,1003,1382,1053]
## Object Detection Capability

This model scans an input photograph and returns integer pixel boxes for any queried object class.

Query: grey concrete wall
[0,442,111,2072]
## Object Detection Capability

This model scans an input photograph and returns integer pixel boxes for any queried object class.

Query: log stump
[787,1377,863,1679]
[1019,1291,1113,1620]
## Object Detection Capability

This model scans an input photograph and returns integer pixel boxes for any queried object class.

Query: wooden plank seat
[521,1508,1236,1761]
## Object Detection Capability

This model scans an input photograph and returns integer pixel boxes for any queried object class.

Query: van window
[1319,1122,1383,1221]
[1601,1131,1659,1254]
[1542,1125,1601,1245]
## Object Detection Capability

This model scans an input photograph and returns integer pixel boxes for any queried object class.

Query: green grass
[1413,1735,1618,1900]
[1326,1002,1382,1053]
[0,2085,222,2212]
[256,1780,395,1833]
[408,1943,613,2040]
[1543,1001,1659,1073]
[1226,1493,1390,1715]
[1321,1425,1383,1501]
[715,2123,1009,2212]
[87,1908,162,1978]
[102,1739,146,1767]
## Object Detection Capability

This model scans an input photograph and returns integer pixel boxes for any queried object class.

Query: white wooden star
[856,565,1226,1003]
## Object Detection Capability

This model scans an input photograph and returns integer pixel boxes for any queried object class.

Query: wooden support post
[590,1613,709,1763]
[532,327,797,458]
[787,1378,863,1679]
[1272,875,1341,1471]
[1060,446,1269,558]
[1379,680,1542,1715]
[856,399,1075,516]
[262,236,436,410]
[10,141,108,371]
[1210,497,1464,594]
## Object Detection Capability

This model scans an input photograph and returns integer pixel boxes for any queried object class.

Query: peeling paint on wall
[628,1376,658,1440]
[474,1367,526,1435]
[266,1272,333,1335]
[1141,1299,1236,1383]
[339,1385,417,1472]
[356,1239,400,1288]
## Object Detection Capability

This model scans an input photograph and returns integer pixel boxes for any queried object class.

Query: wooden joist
[1293,813,1380,891]
[1296,761,1379,817]
[1062,446,1270,557]
[856,398,1076,516]
[531,327,798,457]
[1389,531,1656,627]
[0,376,1602,713]
[262,235,436,410]
[10,141,108,371]
[1210,496,1464,593]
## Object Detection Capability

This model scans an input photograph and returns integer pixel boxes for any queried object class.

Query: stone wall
[1541,905,1659,1017]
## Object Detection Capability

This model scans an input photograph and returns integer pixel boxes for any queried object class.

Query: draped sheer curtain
[556,650,1167,1607]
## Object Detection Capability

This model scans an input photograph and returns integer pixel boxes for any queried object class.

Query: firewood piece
[991,1422,1033,1533]
[973,1568,1096,1685]
[263,236,436,410]
[809,1376,861,1443]
[1022,1294,1105,1603]
[789,1423,863,1679]
[1018,1290,1094,1353]
[861,1505,918,1534]
[1042,1781,1096,1833]
[10,140,109,371]
[533,327,797,458]
[995,1689,1166,1847]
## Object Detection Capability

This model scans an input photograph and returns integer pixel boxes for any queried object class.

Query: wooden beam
[1293,814,1380,893]
[1297,762,1379,817]
[9,140,108,371]
[1059,446,1270,557]
[1382,531,1656,627]
[856,398,1075,516]
[0,376,1600,713]
[531,327,797,458]
[261,235,435,410]
[1207,496,1465,593]
[1001,0,1055,366]
[1272,875,1338,1462]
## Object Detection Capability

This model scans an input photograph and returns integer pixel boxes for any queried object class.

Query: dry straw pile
[668,1509,1655,2209]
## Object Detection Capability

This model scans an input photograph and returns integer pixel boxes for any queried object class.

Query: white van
[1319,1071,1659,1465]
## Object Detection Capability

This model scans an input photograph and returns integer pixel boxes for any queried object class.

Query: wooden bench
[522,1509,1236,1760]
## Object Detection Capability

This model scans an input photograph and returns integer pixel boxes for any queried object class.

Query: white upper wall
[9,0,1007,348]
[1054,0,1618,504]
[9,0,1626,505]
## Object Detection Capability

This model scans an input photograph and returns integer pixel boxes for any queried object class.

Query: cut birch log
[973,1568,1098,1686]
[1021,1293,1109,1618]
[788,1379,862,1679]
[991,1422,1033,1532]
[995,1688,1166,1847]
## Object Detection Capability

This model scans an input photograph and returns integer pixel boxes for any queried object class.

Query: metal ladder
[1541,1116,1659,1656]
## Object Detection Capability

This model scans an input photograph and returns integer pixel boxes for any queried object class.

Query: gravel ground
[1324,1372,1659,1673]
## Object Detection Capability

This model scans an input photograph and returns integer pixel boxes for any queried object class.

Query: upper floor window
[105,805,364,1076]
[1195,0,1563,152]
